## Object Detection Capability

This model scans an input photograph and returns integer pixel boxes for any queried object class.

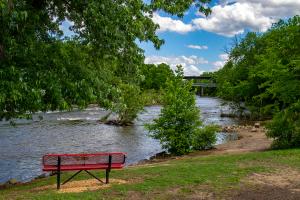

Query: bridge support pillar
[201,87,204,96]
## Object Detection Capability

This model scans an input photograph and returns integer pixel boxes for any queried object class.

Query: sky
[60,0,300,76]
[141,0,300,75]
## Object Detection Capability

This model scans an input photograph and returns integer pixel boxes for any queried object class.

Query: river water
[0,96,237,183]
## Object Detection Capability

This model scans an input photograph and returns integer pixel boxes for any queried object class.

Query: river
[0,96,237,183]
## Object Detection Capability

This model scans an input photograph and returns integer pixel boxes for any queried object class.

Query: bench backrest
[43,152,126,167]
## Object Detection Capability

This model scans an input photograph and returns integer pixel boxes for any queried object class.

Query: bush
[266,101,300,149]
[193,125,218,150]
[112,83,144,125]
[146,66,217,155]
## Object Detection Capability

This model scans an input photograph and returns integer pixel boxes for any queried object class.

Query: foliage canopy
[140,63,175,90]
[215,16,300,148]
[0,0,211,121]
[216,16,300,118]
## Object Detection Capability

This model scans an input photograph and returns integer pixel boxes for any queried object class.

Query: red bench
[42,152,126,189]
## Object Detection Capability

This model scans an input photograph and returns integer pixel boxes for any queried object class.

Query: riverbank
[2,148,300,199]
[0,124,268,187]
[137,123,272,164]
[217,124,272,153]
[3,124,298,200]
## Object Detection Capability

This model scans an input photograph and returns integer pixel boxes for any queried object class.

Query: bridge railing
[192,83,217,88]
[183,76,212,80]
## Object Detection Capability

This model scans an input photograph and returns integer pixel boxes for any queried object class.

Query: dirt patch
[34,179,127,193]
[185,190,215,200]
[247,169,300,187]
[157,185,216,200]
[231,169,300,200]
[216,126,272,154]
[124,191,146,200]
[119,185,216,200]
[232,185,300,200]
[188,125,272,158]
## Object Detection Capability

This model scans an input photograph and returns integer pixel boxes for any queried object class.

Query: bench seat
[43,163,124,171]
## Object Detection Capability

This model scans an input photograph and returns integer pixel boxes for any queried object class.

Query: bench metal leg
[105,169,110,184]
[106,155,112,184]
[62,170,83,185]
[57,156,61,190]
[57,170,60,190]
[85,170,104,183]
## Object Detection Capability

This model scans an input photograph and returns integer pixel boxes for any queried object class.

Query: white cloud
[192,3,273,36]
[195,10,206,17]
[145,55,208,75]
[151,1,300,36]
[213,53,229,70]
[151,13,195,34]
[187,44,208,50]
[192,1,300,37]
[219,53,229,60]
[239,0,300,17]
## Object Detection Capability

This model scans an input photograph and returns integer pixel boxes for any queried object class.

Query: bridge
[183,76,217,96]
[192,83,217,88]
[183,76,212,80]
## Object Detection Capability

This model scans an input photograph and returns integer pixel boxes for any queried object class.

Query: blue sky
[141,0,230,72]
[142,0,300,75]
[61,0,300,75]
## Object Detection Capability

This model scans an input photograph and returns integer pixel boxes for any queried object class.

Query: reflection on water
[0,96,237,183]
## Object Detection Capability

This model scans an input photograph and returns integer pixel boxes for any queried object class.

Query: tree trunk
[0,44,4,60]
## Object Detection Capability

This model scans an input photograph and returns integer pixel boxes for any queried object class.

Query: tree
[0,0,211,121]
[266,101,300,149]
[215,16,300,148]
[140,63,175,90]
[216,16,300,119]
[111,83,144,125]
[146,66,217,155]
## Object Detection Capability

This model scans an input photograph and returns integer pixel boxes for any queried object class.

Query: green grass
[2,149,300,199]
